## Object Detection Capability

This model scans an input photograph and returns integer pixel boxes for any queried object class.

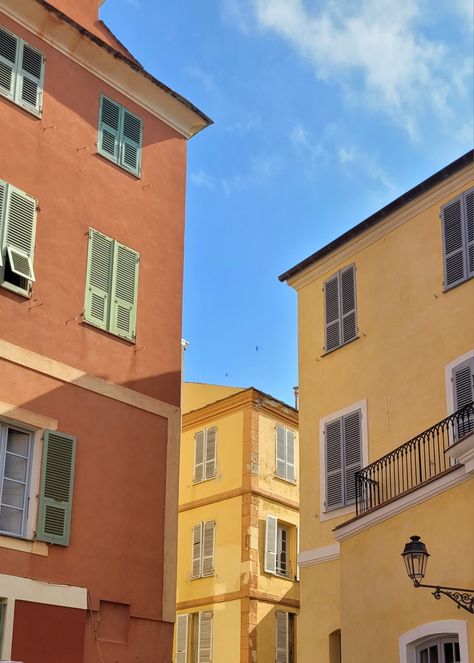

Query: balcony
[355,402,474,515]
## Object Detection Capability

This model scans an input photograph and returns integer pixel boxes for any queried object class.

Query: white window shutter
[194,431,205,482]
[286,429,296,482]
[4,185,37,280]
[191,523,203,579]
[442,195,466,288]
[205,427,217,479]
[198,611,213,663]
[343,410,362,504]
[201,521,215,576]
[324,274,340,351]
[341,265,357,344]
[176,613,189,663]
[0,27,18,100]
[275,425,286,478]
[265,515,278,574]
[275,611,289,663]
[18,41,44,113]
[325,419,343,510]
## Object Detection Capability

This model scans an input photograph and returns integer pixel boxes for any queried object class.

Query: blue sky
[102,0,473,405]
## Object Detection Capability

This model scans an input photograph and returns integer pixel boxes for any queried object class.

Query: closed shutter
[110,242,139,341]
[194,431,205,483]
[84,229,114,330]
[4,185,37,280]
[265,514,278,574]
[325,419,343,509]
[0,27,18,100]
[442,195,466,288]
[176,613,189,663]
[0,180,6,267]
[201,521,215,576]
[205,427,217,479]
[18,41,44,113]
[36,430,76,546]
[343,410,362,503]
[453,359,474,438]
[276,425,286,478]
[191,523,202,579]
[275,611,289,663]
[324,274,340,351]
[286,429,296,482]
[465,189,474,276]
[296,527,300,581]
[198,611,213,663]
[99,96,121,161]
[341,265,357,343]
[121,109,142,176]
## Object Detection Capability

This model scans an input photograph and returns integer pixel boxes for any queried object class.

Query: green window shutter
[201,521,215,576]
[275,611,289,663]
[0,26,19,100]
[0,179,7,268]
[36,430,76,546]
[84,228,114,329]
[198,611,213,663]
[275,425,286,478]
[110,242,139,341]
[194,430,205,482]
[265,514,278,574]
[4,185,37,280]
[191,523,203,579]
[120,108,142,176]
[18,40,44,114]
[325,418,343,510]
[176,613,189,663]
[98,96,121,162]
[204,427,217,479]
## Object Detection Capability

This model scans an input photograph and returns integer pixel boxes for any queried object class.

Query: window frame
[415,636,460,663]
[323,263,358,353]
[190,520,216,580]
[275,425,297,483]
[441,188,474,291]
[97,94,143,177]
[265,515,297,579]
[0,423,34,539]
[193,427,217,484]
[276,523,289,577]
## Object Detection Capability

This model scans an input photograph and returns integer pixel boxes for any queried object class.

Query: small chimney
[293,386,299,410]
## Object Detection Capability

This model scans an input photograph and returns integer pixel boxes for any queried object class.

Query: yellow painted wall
[257,412,299,503]
[256,601,299,662]
[182,383,244,413]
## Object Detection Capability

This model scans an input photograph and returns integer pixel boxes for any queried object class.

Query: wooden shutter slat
[343,410,362,503]
[465,190,474,276]
[198,611,212,663]
[442,196,466,288]
[110,242,139,341]
[176,613,189,663]
[84,229,114,330]
[36,430,76,546]
[0,180,6,267]
[191,523,202,579]
[194,431,205,483]
[204,427,217,479]
[0,27,18,99]
[18,41,43,113]
[265,514,278,574]
[341,265,357,343]
[201,521,215,576]
[325,419,343,509]
[286,429,296,482]
[275,611,289,663]
[324,275,340,351]
[120,109,142,176]
[275,425,286,478]
[99,96,121,161]
[4,186,37,280]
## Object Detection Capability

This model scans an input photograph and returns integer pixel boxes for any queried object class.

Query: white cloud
[226,111,262,135]
[190,171,217,190]
[185,65,217,92]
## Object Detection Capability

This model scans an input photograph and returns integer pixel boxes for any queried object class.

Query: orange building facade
[0,1,210,661]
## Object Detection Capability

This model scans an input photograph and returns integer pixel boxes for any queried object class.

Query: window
[0,426,75,545]
[176,611,213,663]
[441,188,474,289]
[84,228,139,342]
[416,637,460,663]
[324,264,357,352]
[193,427,217,483]
[265,515,297,578]
[0,179,37,296]
[98,95,143,176]
[276,425,296,482]
[191,521,215,579]
[452,357,474,437]
[275,611,295,663]
[324,409,362,511]
[0,26,44,116]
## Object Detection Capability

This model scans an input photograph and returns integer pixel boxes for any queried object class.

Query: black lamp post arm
[414,583,474,614]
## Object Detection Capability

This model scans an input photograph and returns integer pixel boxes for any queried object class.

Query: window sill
[0,90,42,119]
[96,150,141,179]
[321,335,360,357]
[192,476,217,485]
[443,274,474,293]
[320,503,356,522]
[273,473,297,485]
[82,318,136,344]
[0,533,48,556]
[1,280,31,298]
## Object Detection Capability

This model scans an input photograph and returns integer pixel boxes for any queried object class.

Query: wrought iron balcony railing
[355,402,474,515]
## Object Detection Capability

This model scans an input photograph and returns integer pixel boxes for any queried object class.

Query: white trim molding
[446,432,474,475]
[298,543,340,568]
[399,620,469,663]
[445,349,474,415]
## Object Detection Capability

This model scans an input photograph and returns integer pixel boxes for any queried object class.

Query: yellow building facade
[280,151,474,662]
[175,384,300,662]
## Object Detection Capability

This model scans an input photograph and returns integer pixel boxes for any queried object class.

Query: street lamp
[401,535,474,614]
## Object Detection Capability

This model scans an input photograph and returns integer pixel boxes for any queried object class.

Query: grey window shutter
[341,265,357,343]
[276,425,286,478]
[204,427,217,479]
[120,109,142,176]
[343,410,362,504]
[265,514,278,574]
[110,242,139,341]
[465,189,474,277]
[194,431,205,482]
[275,611,289,663]
[325,419,343,510]
[98,96,121,161]
[0,180,6,267]
[4,185,37,280]
[0,27,18,100]
[201,521,215,576]
[84,229,114,330]
[191,523,202,579]
[453,359,474,411]
[324,274,340,351]
[198,611,213,663]
[286,429,296,482]
[36,430,76,546]
[176,613,189,663]
[442,195,466,288]
[18,41,44,113]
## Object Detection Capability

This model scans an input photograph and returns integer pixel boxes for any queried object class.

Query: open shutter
[4,185,37,280]
[201,521,215,576]
[343,410,362,504]
[18,41,44,114]
[341,265,357,343]
[198,612,213,663]
[275,611,289,663]
[110,242,139,341]
[191,523,202,579]
[276,425,286,478]
[0,27,18,100]
[442,195,466,288]
[98,96,121,162]
[204,427,217,479]
[36,430,76,546]
[465,189,474,277]
[265,514,278,574]
[324,274,340,351]
[120,109,142,176]
[176,613,189,663]
[325,419,343,510]
[194,431,205,482]
[0,180,6,267]
[84,229,113,330]
[286,429,296,482]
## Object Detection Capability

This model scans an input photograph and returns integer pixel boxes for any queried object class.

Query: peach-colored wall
[0,11,187,406]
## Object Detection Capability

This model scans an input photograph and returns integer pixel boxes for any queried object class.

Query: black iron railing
[355,402,474,515]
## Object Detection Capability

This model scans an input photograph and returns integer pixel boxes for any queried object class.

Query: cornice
[179,485,299,512]
[176,589,299,611]
[298,543,340,567]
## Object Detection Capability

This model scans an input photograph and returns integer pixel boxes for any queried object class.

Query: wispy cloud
[226,111,262,135]
[190,153,284,195]
[184,65,217,92]
[190,171,217,190]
